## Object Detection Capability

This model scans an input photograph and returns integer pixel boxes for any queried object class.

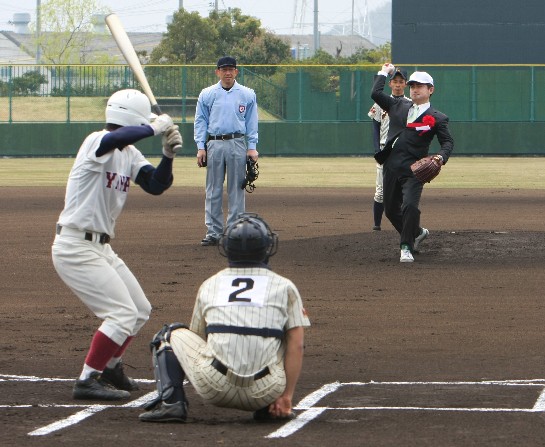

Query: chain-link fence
[1,64,544,123]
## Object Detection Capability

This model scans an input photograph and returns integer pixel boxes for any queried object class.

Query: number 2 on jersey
[217,275,269,307]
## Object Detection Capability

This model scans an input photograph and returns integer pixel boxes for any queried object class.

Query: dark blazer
[371,75,454,170]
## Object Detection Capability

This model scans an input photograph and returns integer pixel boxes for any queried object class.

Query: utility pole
[36,0,41,64]
[351,0,354,35]
[313,0,319,53]
[179,0,183,9]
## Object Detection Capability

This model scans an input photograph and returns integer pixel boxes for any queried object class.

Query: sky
[0,0,390,40]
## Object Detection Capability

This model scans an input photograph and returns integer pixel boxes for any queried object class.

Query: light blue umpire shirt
[194,80,258,150]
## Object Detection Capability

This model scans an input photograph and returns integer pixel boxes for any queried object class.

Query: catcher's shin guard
[144,324,188,410]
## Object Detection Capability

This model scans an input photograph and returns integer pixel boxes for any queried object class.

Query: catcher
[371,64,454,263]
[139,213,310,423]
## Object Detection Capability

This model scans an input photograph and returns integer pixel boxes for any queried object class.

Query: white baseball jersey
[58,130,150,238]
[52,130,153,346]
[169,265,310,411]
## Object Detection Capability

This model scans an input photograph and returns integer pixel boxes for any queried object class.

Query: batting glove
[162,125,183,158]
[150,114,174,135]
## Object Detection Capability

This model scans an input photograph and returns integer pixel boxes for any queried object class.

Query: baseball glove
[411,155,442,183]
[241,157,259,193]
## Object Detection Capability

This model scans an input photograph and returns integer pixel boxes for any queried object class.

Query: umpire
[194,56,259,246]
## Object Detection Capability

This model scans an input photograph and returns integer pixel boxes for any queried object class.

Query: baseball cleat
[73,372,130,400]
[400,247,414,263]
[201,236,219,246]
[139,401,188,423]
[413,227,429,252]
[373,225,381,231]
[101,361,139,391]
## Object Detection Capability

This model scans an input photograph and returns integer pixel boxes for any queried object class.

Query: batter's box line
[266,380,545,439]
[0,373,158,436]
[3,375,545,438]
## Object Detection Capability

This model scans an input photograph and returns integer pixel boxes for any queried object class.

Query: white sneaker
[414,228,429,251]
[400,248,414,263]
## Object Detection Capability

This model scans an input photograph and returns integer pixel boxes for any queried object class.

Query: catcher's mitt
[241,157,259,193]
[411,155,442,183]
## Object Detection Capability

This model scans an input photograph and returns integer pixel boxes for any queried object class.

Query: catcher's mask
[219,213,278,263]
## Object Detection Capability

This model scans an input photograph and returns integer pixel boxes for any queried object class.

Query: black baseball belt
[56,224,111,245]
[206,325,284,339]
[211,358,270,381]
[207,132,245,141]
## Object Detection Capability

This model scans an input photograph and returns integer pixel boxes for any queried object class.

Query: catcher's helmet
[219,213,278,263]
[106,89,155,127]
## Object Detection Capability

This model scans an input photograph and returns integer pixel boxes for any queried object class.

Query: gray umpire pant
[204,137,247,239]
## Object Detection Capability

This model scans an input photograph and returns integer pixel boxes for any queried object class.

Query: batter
[52,89,182,400]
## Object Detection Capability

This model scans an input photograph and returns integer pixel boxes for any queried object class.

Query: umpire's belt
[211,358,270,381]
[56,224,111,244]
[207,132,244,141]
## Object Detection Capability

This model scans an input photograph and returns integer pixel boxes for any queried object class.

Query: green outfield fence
[1,64,545,156]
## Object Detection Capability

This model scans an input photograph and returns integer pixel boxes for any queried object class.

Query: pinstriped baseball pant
[169,329,286,411]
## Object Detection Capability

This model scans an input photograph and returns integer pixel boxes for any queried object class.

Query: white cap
[407,71,434,86]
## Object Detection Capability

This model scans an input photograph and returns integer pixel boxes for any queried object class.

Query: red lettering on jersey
[105,172,117,188]
[105,172,131,192]
[120,176,131,192]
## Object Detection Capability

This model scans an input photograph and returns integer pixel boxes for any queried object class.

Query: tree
[232,33,291,75]
[150,10,218,64]
[364,42,392,64]
[30,0,113,64]
[12,70,48,96]
[151,8,292,67]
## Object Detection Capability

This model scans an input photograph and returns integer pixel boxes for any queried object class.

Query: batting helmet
[219,213,278,264]
[106,89,155,127]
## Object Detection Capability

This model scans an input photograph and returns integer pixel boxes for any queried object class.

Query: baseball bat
[105,13,162,115]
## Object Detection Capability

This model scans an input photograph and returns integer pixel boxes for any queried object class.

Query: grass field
[0,97,279,122]
[1,157,544,189]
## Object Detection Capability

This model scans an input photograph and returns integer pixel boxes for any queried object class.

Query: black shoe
[101,361,139,391]
[73,372,131,401]
[201,236,218,246]
[373,225,381,231]
[253,406,296,422]
[139,401,188,423]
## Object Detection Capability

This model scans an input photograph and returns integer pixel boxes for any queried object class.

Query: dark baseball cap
[391,68,408,81]
[217,56,237,68]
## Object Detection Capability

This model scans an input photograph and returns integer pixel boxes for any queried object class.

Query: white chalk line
[0,373,155,384]
[27,392,158,436]
[266,379,545,439]
[0,374,157,436]
[3,374,545,439]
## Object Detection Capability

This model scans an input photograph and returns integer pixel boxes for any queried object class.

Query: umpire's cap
[217,56,237,69]
[219,213,278,264]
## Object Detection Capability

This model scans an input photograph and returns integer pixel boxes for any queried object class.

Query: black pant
[383,167,423,249]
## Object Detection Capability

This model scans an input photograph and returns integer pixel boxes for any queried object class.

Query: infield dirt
[2,186,545,446]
